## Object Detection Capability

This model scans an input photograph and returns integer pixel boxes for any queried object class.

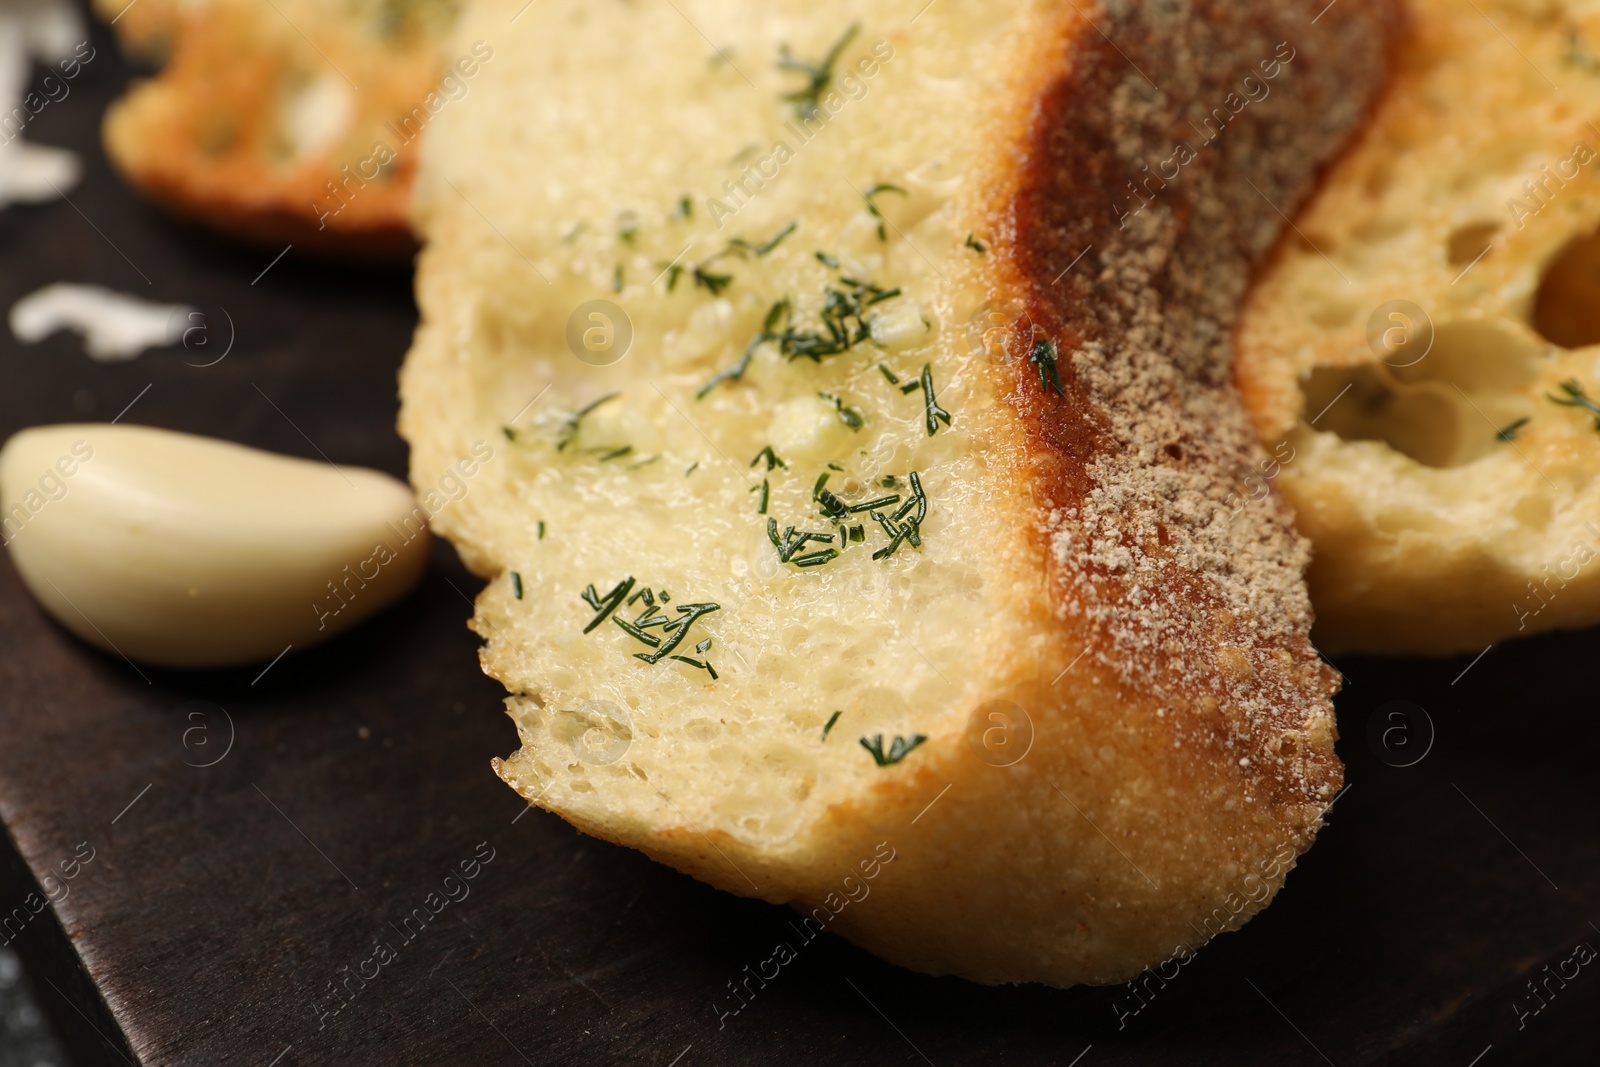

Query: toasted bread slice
[1237,0,1600,655]
[91,0,185,61]
[400,0,1399,986]
[97,0,462,261]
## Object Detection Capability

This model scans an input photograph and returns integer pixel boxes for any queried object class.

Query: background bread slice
[96,0,462,261]
[400,0,1399,986]
[1237,0,1600,654]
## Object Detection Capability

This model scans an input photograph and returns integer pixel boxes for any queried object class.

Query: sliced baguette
[97,0,462,261]
[400,0,1399,986]
[1237,0,1600,654]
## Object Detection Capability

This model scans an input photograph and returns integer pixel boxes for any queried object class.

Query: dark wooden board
[1,7,1596,1064]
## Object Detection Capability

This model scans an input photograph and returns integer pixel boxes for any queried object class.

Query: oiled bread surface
[401,0,1397,985]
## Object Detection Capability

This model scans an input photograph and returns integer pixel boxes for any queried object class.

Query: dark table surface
[0,5,1596,1065]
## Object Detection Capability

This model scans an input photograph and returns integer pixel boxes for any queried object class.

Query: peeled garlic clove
[0,423,430,668]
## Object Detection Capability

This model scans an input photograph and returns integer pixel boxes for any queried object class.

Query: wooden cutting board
[0,10,1595,1065]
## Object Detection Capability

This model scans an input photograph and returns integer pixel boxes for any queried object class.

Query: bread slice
[399,0,1399,986]
[1237,0,1600,655]
[97,0,462,261]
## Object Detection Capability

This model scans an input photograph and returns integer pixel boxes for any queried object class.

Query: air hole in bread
[1446,221,1498,266]
[1533,226,1600,348]
[1301,321,1539,467]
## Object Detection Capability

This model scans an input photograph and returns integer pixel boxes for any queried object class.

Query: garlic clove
[0,423,431,668]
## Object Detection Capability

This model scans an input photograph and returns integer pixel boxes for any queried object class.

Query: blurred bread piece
[1237,0,1600,654]
[95,0,463,261]
[401,0,1399,986]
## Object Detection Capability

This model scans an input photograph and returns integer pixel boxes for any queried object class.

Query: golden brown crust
[1003,0,1401,810]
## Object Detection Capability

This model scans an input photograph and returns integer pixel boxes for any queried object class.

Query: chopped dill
[1031,338,1065,396]
[537,521,545,540]
[618,212,639,246]
[1550,379,1600,429]
[822,710,843,739]
[692,265,733,295]
[672,196,693,220]
[848,494,899,514]
[863,183,908,241]
[751,445,788,470]
[815,250,841,269]
[901,363,952,435]
[557,392,621,451]
[1495,417,1529,442]
[597,445,633,462]
[965,233,987,254]
[778,24,860,120]
[612,265,624,293]
[753,478,770,514]
[501,426,517,441]
[771,276,901,363]
[597,586,722,667]
[580,576,635,633]
[699,300,790,398]
[511,572,523,599]
[669,655,719,680]
[767,518,838,565]
[860,733,927,766]
[819,391,865,430]
[878,363,901,385]
[731,221,797,257]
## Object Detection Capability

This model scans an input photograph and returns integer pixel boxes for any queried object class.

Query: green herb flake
[731,221,797,258]
[819,391,865,430]
[537,521,546,540]
[672,196,693,220]
[878,363,901,385]
[558,392,622,451]
[1031,338,1065,396]
[778,24,860,120]
[863,183,908,242]
[502,426,517,441]
[965,233,987,254]
[618,212,639,246]
[754,478,770,514]
[580,576,636,633]
[699,300,790,398]
[815,250,841,269]
[616,599,722,665]
[511,572,524,599]
[612,265,625,293]
[1495,417,1530,442]
[860,733,927,766]
[1550,379,1600,430]
[668,655,719,680]
[751,445,788,470]
[848,494,900,514]
[767,518,837,565]
[693,265,734,295]
[904,363,953,436]
[822,710,843,739]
